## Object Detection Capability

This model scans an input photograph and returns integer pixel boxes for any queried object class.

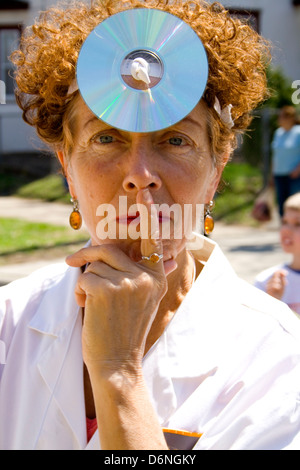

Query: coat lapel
[28,265,87,449]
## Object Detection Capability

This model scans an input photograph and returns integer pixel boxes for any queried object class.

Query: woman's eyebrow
[83,116,108,131]
[176,116,204,130]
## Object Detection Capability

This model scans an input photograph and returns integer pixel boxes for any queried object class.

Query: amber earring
[204,201,214,235]
[69,198,82,230]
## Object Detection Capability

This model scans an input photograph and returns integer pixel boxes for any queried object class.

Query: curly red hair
[11,0,270,164]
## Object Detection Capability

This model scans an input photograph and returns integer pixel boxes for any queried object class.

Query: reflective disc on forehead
[76,8,208,133]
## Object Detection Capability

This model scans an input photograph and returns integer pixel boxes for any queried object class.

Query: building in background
[0,0,300,156]
[0,0,59,159]
[221,0,300,81]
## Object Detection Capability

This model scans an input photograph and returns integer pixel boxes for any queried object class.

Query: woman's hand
[66,188,176,374]
[66,188,176,449]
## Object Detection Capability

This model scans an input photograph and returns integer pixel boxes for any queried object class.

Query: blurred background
[0,0,300,286]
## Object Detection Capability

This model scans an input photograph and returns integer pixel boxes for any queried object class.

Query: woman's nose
[122,141,162,192]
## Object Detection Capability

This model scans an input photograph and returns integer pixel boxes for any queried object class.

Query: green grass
[0,218,88,256]
[15,174,70,202]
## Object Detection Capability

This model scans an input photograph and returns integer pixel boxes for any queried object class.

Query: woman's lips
[117,214,140,225]
[116,212,171,225]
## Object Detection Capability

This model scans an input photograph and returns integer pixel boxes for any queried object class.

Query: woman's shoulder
[0,263,72,334]
[1,262,69,296]
[224,276,300,347]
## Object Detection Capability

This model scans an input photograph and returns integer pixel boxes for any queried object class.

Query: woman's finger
[65,244,132,271]
[137,189,177,275]
[137,188,163,269]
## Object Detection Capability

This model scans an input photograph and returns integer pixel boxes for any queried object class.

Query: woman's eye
[169,137,183,146]
[98,135,114,144]
[91,133,116,145]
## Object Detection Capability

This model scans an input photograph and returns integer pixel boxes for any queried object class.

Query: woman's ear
[206,152,230,202]
[56,150,66,171]
[56,151,75,197]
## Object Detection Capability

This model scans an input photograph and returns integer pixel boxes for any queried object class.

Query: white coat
[1,237,300,450]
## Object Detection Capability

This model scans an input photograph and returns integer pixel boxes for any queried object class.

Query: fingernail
[65,253,75,263]
[142,188,153,204]
[164,259,178,276]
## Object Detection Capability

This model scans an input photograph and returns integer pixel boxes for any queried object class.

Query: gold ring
[141,253,163,263]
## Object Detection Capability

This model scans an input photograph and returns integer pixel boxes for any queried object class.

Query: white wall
[0,104,43,153]
[222,0,300,81]
[0,1,58,154]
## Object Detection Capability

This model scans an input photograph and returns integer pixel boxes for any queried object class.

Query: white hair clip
[214,97,234,129]
[67,79,78,96]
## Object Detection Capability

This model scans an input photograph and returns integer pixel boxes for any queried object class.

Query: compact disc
[77,8,208,133]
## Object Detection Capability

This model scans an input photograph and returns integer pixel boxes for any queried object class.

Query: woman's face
[60,97,223,262]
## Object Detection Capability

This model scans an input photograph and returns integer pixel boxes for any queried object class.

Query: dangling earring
[69,198,82,230]
[204,201,214,235]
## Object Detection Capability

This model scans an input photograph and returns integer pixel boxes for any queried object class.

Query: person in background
[255,192,300,317]
[271,106,300,217]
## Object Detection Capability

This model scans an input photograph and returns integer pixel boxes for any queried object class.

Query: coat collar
[27,235,220,337]
[28,264,80,336]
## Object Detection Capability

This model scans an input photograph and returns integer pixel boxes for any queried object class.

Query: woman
[272,106,300,217]
[1,0,300,450]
